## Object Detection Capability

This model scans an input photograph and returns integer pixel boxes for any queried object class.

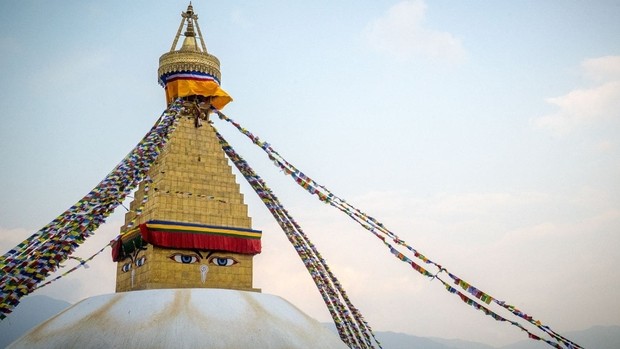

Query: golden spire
[115,4,250,292]
[158,3,221,83]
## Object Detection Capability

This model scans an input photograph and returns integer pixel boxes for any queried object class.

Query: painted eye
[122,263,132,272]
[209,257,238,267]
[169,253,199,264]
[135,256,146,267]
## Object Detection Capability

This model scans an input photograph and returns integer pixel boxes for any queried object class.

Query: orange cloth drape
[165,79,232,110]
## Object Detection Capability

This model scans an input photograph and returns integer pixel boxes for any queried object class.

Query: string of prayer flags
[0,100,184,320]
[35,175,155,290]
[449,273,494,304]
[214,108,582,349]
[34,241,113,290]
[438,277,565,349]
[218,129,378,349]
[214,109,444,274]
[447,272,582,348]
[215,127,381,349]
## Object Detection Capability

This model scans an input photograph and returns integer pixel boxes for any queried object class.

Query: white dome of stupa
[8,289,347,349]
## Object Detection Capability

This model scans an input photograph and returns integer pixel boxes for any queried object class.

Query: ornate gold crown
[158,3,221,84]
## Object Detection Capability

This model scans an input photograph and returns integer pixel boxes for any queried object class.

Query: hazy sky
[1,1,619,347]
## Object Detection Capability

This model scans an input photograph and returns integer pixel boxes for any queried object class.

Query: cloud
[365,0,465,62]
[582,55,620,82]
[533,56,620,137]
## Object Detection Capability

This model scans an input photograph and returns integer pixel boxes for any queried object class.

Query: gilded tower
[113,4,261,292]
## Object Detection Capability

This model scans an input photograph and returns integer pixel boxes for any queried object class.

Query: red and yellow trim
[112,220,262,261]
[141,220,261,255]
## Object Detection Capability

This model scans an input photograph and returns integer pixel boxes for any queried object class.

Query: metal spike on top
[170,2,208,52]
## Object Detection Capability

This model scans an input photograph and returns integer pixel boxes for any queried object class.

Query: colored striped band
[159,71,221,86]
[144,220,261,239]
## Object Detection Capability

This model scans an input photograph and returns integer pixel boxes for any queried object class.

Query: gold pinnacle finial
[184,19,196,38]
[182,3,197,39]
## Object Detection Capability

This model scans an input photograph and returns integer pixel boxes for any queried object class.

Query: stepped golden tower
[113,3,260,292]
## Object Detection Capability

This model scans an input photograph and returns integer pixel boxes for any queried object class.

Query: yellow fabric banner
[165,79,232,109]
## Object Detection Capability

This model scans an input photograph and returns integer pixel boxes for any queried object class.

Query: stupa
[8,4,347,348]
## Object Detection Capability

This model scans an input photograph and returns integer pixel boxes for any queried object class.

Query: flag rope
[0,100,184,319]
[214,109,582,349]
[31,177,155,291]
[215,125,381,349]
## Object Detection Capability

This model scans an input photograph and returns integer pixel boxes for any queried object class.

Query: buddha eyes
[135,256,146,267]
[209,257,237,267]
[168,253,237,267]
[121,256,147,272]
[169,253,200,264]
[123,253,237,270]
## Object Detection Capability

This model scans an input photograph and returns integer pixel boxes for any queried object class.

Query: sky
[1,0,619,347]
